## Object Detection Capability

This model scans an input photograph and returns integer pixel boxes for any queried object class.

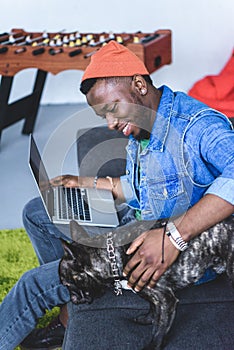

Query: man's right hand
[49,175,124,201]
[50,175,80,188]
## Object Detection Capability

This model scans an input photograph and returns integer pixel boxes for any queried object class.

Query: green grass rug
[0,228,60,349]
[0,228,38,300]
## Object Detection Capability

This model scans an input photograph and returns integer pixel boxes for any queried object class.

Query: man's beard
[134,127,151,141]
[130,92,154,141]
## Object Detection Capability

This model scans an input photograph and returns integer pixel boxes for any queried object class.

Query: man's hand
[49,175,79,188]
[123,228,180,292]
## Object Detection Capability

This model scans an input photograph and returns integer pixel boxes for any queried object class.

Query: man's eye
[109,105,116,113]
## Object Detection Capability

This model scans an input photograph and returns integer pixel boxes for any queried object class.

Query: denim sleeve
[205,177,234,204]
[198,115,234,204]
[120,174,137,204]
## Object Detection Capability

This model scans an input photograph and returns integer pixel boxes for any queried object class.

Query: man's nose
[106,114,118,130]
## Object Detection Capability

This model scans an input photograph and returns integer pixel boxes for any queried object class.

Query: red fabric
[82,40,149,82]
[188,49,234,117]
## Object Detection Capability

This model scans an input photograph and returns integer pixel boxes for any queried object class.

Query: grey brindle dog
[59,216,234,350]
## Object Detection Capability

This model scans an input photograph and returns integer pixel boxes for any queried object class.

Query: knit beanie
[81,40,149,81]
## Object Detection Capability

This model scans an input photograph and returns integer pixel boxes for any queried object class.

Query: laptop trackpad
[90,199,116,214]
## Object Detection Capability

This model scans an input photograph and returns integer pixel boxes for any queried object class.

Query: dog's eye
[71,273,79,280]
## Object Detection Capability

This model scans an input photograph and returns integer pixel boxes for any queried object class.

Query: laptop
[28,134,119,227]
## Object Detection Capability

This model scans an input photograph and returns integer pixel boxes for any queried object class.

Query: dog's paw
[134,313,154,325]
[70,289,93,305]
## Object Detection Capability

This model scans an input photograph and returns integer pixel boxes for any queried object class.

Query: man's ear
[132,75,147,96]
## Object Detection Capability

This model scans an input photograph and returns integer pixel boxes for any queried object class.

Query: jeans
[0,197,136,350]
[0,198,219,350]
[0,197,71,350]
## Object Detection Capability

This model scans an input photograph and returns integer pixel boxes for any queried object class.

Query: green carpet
[0,228,60,349]
[0,228,38,301]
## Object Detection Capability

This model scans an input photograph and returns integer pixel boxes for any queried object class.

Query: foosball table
[0,28,172,143]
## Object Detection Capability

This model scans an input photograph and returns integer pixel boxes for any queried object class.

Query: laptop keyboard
[58,187,91,221]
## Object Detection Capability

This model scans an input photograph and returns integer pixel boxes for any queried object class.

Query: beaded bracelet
[166,222,188,251]
[93,176,99,189]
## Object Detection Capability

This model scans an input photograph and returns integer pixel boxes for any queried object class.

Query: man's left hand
[123,228,180,292]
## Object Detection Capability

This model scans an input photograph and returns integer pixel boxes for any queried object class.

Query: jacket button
[142,210,152,215]
[126,170,130,175]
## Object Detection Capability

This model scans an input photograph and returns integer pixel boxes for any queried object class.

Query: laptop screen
[29,134,54,217]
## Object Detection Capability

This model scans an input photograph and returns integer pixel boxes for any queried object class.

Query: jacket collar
[128,85,174,152]
[149,85,174,152]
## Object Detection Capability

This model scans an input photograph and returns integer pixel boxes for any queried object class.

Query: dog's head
[60,239,107,304]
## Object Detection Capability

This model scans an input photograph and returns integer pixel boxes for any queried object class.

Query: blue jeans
[0,198,71,350]
[0,197,136,350]
[0,197,218,349]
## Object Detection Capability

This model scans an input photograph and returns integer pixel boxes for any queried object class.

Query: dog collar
[106,232,123,296]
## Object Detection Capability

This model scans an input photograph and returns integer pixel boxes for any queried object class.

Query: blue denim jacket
[120,85,234,221]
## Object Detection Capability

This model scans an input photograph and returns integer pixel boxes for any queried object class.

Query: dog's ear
[61,239,77,259]
[69,220,90,242]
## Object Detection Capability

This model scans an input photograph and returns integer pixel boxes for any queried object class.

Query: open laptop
[28,134,119,227]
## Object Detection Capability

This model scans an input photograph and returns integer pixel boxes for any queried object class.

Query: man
[0,41,233,350]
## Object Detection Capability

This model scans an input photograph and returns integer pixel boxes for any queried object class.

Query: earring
[141,88,147,96]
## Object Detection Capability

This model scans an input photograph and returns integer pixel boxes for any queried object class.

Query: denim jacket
[120,85,234,221]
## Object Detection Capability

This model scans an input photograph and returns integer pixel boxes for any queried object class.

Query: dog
[59,217,234,350]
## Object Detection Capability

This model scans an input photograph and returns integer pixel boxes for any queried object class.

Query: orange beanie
[81,40,149,81]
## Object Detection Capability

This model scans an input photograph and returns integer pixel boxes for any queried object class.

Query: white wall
[1,0,233,104]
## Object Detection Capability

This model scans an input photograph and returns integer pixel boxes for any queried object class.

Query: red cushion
[188,49,234,117]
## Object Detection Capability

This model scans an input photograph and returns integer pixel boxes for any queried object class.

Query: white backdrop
[1,0,233,104]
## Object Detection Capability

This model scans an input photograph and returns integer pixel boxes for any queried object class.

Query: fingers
[147,270,162,289]
[123,249,141,277]
[123,229,181,292]
[124,256,165,292]
[50,175,79,187]
[126,231,147,255]
[128,265,155,292]
[63,175,79,187]
[123,248,155,291]
[50,175,63,186]
[123,232,148,277]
